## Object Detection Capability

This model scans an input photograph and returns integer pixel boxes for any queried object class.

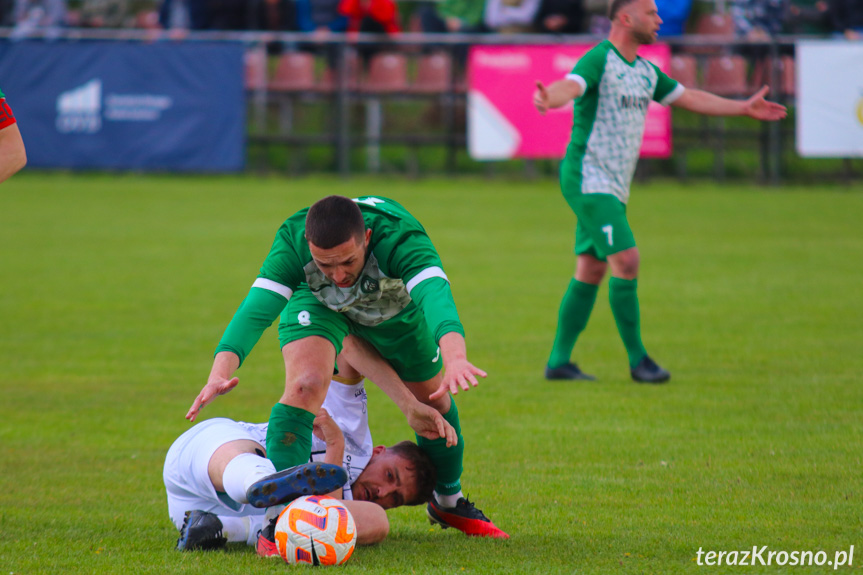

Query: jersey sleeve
[368,203,464,342]
[256,219,310,293]
[566,45,607,95]
[384,230,464,342]
[0,95,17,130]
[408,277,465,342]
[649,62,684,105]
[214,287,287,365]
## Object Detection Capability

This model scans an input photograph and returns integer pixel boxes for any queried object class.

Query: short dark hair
[305,195,366,249]
[389,441,437,506]
[608,0,637,20]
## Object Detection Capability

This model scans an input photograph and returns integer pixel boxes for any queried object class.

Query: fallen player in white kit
[164,369,450,554]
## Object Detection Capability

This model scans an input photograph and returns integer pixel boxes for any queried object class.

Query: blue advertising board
[0,41,245,172]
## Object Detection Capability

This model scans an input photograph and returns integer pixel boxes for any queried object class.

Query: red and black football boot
[427,497,509,539]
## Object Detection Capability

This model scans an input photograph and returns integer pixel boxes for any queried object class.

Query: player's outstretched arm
[186,351,241,421]
[340,336,457,447]
[533,79,583,114]
[672,85,787,121]
[428,332,487,401]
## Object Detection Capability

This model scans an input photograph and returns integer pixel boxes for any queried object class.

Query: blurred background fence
[1,0,861,182]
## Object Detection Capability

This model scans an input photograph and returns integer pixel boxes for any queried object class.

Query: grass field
[1,173,861,574]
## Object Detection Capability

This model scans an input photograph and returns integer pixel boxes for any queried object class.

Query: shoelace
[456,497,490,521]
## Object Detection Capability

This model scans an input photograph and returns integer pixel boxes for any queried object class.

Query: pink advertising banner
[467,44,673,160]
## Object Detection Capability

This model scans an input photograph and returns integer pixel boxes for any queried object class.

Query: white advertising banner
[796,40,863,157]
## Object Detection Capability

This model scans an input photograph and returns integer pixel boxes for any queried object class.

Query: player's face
[351,447,420,510]
[627,0,662,44]
[308,229,371,288]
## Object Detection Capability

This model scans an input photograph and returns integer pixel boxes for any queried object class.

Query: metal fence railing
[0,28,859,182]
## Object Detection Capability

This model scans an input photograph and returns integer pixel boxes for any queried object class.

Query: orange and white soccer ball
[274,495,357,566]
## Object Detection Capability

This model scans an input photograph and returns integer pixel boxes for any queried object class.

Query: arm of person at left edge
[672,86,787,120]
[409,277,487,401]
[0,107,26,183]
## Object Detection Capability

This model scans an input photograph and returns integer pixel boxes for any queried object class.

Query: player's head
[351,441,437,509]
[305,195,371,288]
[609,0,662,44]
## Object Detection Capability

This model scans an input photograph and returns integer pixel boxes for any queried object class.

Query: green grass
[1,173,861,574]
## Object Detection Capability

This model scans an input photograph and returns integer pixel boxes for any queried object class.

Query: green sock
[417,398,464,496]
[608,277,647,368]
[265,403,316,471]
[548,279,599,368]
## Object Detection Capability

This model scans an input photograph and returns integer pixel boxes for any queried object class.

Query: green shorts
[565,192,636,261]
[279,288,442,383]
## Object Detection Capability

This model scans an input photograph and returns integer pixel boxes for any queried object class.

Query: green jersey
[216,196,463,364]
[561,41,683,204]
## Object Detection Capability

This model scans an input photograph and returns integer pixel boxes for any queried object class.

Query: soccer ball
[274,495,357,566]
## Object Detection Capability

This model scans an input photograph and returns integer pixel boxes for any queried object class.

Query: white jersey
[163,379,373,530]
[311,379,373,501]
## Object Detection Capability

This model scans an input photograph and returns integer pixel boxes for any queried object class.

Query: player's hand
[313,408,345,447]
[405,401,458,447]
[533,81,550,114]
[743,86,787,121]
[428,358,487,401]
[185,377,239,421]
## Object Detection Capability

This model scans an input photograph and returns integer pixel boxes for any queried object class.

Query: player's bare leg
[341,500,389,545]
[265,337,341,472]
[177,439,346,552]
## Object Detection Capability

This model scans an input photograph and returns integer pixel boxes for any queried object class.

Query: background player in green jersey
[186,195,508,538]
[0,88,27,183]
[533,0,786,383]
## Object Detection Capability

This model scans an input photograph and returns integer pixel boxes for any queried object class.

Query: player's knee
[360,511,389,545]
[609,248,639,279]
[576,266,606,284]
[575,254,607,284]
[283,372,329,404]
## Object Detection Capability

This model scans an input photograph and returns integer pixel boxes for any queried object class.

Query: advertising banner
[796,40,863,157]
[468,44,673,160]
[0,41,245,171]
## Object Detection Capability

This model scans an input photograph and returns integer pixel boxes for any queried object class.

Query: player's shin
[609,277,647,368]
[416,398,464,498]
[265,403,316,471]
[548,278,599,368]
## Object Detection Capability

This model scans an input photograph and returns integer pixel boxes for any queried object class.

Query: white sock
[222,452,277,504]
[435,491,464,508]
[265,504,286,525]
[246,515,266,546]
[219,516,251,544]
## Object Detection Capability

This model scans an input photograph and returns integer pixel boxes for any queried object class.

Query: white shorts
[162,418,268,530]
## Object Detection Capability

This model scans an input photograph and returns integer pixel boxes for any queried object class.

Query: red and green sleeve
[0,88,17,130]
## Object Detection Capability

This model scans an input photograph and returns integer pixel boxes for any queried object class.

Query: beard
[632,28,657,44]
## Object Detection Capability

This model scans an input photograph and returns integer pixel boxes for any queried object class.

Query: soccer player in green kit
[186,195,508,538]
[534,0,787,383]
